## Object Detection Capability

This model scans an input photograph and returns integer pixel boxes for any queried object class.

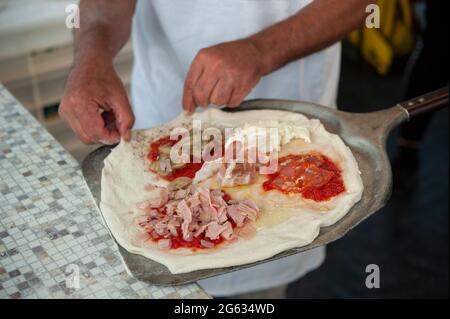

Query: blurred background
[0,0,447,298]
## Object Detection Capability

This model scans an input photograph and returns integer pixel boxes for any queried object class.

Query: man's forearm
[73,0,136,67]
[249,0,374,74]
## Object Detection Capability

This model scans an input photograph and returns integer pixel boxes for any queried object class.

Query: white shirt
[131,0,340,296]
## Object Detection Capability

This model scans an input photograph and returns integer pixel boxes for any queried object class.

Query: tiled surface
[0,84,209,299]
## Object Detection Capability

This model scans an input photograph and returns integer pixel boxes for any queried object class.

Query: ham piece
[136,188,169,209]
[136,185,259,250]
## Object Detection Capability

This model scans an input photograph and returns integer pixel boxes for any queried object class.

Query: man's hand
[60,0,136,144]
[182,39,267,113]
[182,0,372,113]
[59,60,134,144]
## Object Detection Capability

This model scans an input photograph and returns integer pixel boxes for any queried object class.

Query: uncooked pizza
[100,109,363,274]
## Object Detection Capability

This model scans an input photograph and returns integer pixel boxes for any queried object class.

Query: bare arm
[73,0,135,67]
[250,0,374,74]
[60,0,136,144]
[183,0,374,112]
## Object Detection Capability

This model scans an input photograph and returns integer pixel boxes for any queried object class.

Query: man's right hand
[59,60,134,145]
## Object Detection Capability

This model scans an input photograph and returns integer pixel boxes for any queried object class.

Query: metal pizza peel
[82,87,448,285]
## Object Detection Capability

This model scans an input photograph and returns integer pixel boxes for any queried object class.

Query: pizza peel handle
[397,86,449,118]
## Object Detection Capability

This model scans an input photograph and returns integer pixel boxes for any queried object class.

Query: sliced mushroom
[159,157,172,176]
[168,177,192,190]
[171,161,187,170]
[149,160,160,172]
[158,143,172,156]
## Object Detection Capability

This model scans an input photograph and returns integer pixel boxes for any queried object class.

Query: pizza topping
[157,238,172,251]
[148,135,177,161]
[148,134,206,182]
[235,223,257,240]
[135,185,259,250]
[159,158,172,175]
[219,162,258,187]
[262,153,345,202]
[149,133,265,188]
[136,188,169,209]
[205,221,233,240]
[200,239,215,249]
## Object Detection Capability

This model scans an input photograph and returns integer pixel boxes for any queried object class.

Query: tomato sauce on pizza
[262,153,345,202]
[148,135,204,181]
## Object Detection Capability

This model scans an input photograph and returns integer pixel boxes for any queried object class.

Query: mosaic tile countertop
[0,84,210,299]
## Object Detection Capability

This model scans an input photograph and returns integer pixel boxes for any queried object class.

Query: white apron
[131,0,341,296]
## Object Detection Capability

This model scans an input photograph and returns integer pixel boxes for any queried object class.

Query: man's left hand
[182,39,267,113]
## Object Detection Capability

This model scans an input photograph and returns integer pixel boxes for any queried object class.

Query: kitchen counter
[0,84,209,299]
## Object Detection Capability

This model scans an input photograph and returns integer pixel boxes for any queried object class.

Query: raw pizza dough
[100,109,363,274]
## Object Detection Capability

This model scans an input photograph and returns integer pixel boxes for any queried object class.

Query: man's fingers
[183,60,204,113]
[83,104,120,144]
[210,79,233,106]
[228,88,249,108]
[193,73,219,107]
[109,88,134,141]
[68,114,95,145]
[182,92,196,115]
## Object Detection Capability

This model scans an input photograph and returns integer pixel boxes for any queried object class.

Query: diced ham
[134,215,150,227]
[198,205,212,223]
[157,239,171,250]
[136,184,259,250]
[236,223,256,239]
[227,205,246,226]
[150,230,160,239]
[176,200,192,240]
[149,210,159,218]
[237,201,259,221]
[187,193,201,208]
[201,203,219,222]
[167,223,178,236]
[217,205,228,224]
[154,221,169,236]
[220,221,234,240]
[173,188,188,200]
[184,232,194,242]
[200,239,215,248]
[205,221,233,240]
[137,188,169,209]
[165,199,180,215]
[198,187,212,205]
[241,199,259,212]
[193,224,208,237]
[211,193,227,208]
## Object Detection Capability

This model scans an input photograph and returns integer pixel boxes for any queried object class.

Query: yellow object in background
[348,0,416,75]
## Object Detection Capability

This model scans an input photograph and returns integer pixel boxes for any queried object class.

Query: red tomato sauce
[262,153,345,202]
[150,227,226,250]
[164,162,204,181]
[147,135,177,161]
[148,135,204,181]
